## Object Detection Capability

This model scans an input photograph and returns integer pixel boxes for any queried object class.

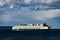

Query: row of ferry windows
[16,23,48,26]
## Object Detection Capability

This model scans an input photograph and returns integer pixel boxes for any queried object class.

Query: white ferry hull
[12,24,51,31]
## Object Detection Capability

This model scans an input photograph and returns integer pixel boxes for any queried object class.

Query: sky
[0,0,60,29]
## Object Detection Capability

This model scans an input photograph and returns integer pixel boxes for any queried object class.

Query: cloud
[38,0,58,3]
[0,0,59,7]
[0,0,5,6]
[24,0,58,4]
[0,9,60,22]
[24,0,31,4]
[0,8,33,22]
[0,0,11,6]
[0,15,12,22]
[0,0,60,22]
[0,0,59,10]
[5,0,11,3]
[22,0,60,10]
[32,9,60,20]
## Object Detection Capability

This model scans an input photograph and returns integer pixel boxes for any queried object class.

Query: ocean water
[0,26,60,40]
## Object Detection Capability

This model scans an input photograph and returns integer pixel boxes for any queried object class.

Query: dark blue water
[0,26,60,40]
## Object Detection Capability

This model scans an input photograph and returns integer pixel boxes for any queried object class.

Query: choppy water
[0,26,60,40]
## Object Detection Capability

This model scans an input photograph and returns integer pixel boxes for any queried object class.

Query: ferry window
[20,24,27,26]
[38,24,40,26]
[43,23,48,26]
[32,24,34,26]
[23,24,27,26]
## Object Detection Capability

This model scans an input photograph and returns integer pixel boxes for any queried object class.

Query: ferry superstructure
[12,23,51,31]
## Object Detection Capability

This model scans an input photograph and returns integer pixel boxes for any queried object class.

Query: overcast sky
[0,0,60,29]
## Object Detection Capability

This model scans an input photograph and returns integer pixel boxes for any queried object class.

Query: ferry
[12,23,51,31]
